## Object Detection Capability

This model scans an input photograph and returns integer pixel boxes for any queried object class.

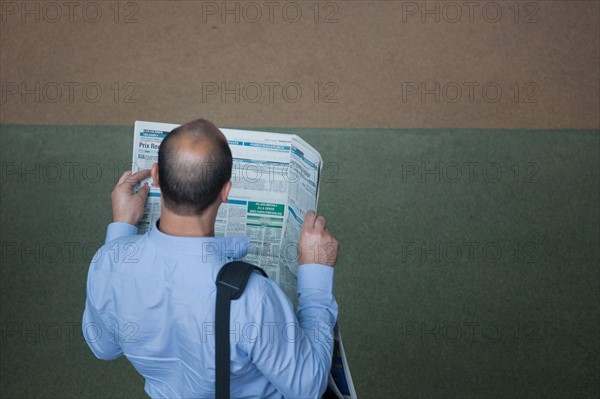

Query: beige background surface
[1,0,598,128]
[1,2,600,397]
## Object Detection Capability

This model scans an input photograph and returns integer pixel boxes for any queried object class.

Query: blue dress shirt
[82,222,338,398]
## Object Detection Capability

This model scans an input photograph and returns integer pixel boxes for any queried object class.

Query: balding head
[157,119,232,216]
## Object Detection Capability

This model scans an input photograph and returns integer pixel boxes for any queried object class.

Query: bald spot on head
[169,123,229,171]
[171,131,216,163]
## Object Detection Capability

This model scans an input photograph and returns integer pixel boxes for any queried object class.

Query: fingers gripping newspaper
[132,121,357,399]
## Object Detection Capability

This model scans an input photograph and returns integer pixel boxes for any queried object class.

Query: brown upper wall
[1,1,598,128]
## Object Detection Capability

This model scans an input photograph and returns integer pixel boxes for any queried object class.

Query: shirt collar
[147,220,249,260]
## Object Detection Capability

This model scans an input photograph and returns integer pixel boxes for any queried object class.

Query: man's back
[83,222,338,398]
[84,119,340,398]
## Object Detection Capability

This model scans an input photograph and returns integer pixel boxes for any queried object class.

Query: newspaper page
[327,324,358,399]
[132,121,356,398]
[132,121,320,301]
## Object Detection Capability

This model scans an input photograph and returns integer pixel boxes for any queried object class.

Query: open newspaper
[132,121,357,398]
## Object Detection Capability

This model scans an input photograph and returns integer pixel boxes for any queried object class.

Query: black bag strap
[215,261,267,399]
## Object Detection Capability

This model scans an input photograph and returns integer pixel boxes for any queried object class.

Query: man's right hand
[111,169,151,225]
[297,211,339,267]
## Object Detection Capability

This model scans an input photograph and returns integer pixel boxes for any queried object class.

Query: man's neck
[157,205,217,237]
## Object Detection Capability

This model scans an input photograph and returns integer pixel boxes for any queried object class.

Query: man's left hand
[111,169,152,225]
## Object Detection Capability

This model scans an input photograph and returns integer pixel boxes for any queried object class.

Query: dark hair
[158,119,232,216]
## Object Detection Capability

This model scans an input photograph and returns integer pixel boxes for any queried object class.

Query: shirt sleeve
[104,222,138,244]
[246,263,338,398]
[82,221,135,360]
[81,266,123,360]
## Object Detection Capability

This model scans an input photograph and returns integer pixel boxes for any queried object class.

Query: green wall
[1,125,598,398]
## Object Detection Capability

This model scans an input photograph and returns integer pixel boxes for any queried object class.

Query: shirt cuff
[105,222,138,243]
[297,263,334,292]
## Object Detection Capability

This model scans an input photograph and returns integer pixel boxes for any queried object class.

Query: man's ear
[220,180,232,203]
[151,163,160,187]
